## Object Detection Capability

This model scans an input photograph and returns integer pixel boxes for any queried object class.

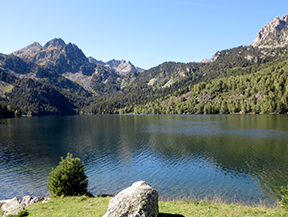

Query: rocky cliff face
[251,14,288,47]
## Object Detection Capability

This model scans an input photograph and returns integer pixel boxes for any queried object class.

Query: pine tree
[47,153,88,197]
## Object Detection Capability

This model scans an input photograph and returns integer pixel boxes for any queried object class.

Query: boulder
[1,197,24,217]
[103,181,159,217]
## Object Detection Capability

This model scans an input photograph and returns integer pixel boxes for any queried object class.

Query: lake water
[1,114,288,205]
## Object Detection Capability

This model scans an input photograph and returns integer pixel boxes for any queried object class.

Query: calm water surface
[0,114,288,205]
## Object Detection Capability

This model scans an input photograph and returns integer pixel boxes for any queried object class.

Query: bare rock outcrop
[251,14,288,47]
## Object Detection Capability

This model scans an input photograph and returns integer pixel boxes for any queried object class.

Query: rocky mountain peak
[105,59,143,75]
[88,57,144,74]
[59,42,89,66]
[10,42,42,58]
[44,38,66,49]
[11,38,90,73]
[251,14,288,47]
[282,14,288,23]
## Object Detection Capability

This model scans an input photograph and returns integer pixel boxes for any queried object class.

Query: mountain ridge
[1,14,288,116]
[11,39,144,75]
[88,57,144,75]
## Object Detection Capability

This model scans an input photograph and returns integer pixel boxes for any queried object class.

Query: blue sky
[1,0,288,69]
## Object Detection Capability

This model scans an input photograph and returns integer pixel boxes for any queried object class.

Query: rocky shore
[0,196,48,217]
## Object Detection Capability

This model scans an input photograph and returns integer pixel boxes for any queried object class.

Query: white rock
[103,181,159,217]
[1,197,24,217]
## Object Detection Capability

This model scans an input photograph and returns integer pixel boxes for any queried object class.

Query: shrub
[280,184,288,209]
[7,209,29,217]
[17,209,29,217]
[47,153,88,197]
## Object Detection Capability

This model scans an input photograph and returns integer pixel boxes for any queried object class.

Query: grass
[25,196,110,217]
[0,81,14,96]
[159,200,288,217]
[1,196,287,217]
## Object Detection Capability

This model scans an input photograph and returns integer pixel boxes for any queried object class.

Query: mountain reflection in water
[0,114,288,205]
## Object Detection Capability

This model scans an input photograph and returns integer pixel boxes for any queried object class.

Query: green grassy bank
[2,196,287,217]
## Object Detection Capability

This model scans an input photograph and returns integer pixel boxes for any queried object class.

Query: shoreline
[1,195,286,217]
[0,192,280,209]
[1,112,288,121]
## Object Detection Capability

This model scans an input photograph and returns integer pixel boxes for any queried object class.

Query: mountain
[2,14,288,117]
[0,53,58,78]
[11,42,42,58]
[251,14,288,48]
[1,38,145,116]
[10,39,124,95]
[199,13,288,64]
[0,53,92,116]
[10,38,144,94]
[11,38,89,73]
[128,54,288,115]
[105,59,144,74]
[11,39,144,75]
[96,14,288,115]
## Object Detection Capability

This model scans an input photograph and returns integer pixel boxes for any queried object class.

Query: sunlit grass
[0,81,14,95]
[23,196,110,217]
[1,195,286,217]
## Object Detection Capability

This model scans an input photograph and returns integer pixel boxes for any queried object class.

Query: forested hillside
[122,55,288,114]
[84,45,288,114]
[1,14,288,117]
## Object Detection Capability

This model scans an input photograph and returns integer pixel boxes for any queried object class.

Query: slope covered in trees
[84,45,288,114]
[121,54,288,115]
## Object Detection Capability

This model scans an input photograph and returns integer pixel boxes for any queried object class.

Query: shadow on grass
[159,213,185,217]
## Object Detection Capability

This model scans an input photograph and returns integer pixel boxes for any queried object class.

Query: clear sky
[1,0,288,69]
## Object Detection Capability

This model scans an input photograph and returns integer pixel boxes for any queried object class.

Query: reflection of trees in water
[149,129,288,201]
[1,115,288,202]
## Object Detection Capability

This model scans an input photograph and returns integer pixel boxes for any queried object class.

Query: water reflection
[0,115,288,204]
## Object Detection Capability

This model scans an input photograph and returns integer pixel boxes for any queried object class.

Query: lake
[1,114,288,205]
